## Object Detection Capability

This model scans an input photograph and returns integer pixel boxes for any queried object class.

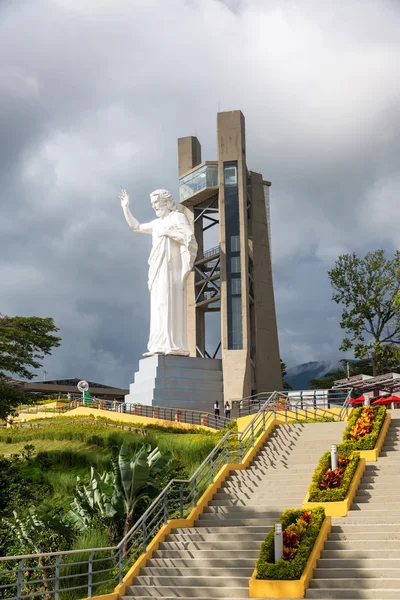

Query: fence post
[179,483,185,518]
[192,477,197,507]
[143,520,147,552]
[163,489,168,523]
[55,555,62,600]
[118,547,123,583]
[87,551,95,598]
[16,559,24,600]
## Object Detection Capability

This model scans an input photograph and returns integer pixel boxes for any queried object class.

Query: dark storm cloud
[1,0,400,386]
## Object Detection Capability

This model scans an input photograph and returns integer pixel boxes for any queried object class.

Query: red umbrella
[350,395,365,405]
[372,395,400,406]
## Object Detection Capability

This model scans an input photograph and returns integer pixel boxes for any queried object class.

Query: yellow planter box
[249,516,332,598]
[302,457,366,517]
[351,413,391,461]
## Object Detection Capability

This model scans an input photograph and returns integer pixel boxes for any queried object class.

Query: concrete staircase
[306,416,400,599]
[122,420,347,599]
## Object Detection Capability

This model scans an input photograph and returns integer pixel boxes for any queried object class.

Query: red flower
[283,530,298,548]
[320,467,345,489]
[282,546,297,561]
[299,511,312,524]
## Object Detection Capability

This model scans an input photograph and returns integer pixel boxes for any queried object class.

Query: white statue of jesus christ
[120,188,197,357]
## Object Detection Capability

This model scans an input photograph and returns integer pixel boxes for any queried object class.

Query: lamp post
[331,444,338,470]
[274,523,283,563]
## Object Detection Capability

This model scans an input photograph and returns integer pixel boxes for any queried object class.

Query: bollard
[331,444,338,470]
[274,523,283,563]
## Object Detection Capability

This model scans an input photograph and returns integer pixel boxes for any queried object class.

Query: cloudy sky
[1,0,400,387]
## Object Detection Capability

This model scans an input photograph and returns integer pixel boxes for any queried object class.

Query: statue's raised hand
[119,189,130,208]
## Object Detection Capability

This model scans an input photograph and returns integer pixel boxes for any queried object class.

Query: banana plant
[115,443,171,538]
[68,467,124,532]
[8,508,51,595]
[68,443,171,539]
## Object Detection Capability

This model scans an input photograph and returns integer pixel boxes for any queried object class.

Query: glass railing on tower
[179,163,218,201]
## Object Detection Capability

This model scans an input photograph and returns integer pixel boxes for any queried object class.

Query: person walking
[214,400,220,418]
[225,401,231,419]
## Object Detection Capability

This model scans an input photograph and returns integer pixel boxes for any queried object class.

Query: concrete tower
[178,110,282,403]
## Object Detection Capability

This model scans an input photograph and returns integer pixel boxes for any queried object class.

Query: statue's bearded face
[151,196,169,218]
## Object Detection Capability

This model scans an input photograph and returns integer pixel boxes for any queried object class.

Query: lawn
[0,415,219,509]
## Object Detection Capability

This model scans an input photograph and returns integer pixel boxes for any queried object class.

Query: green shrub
[342,406,386,450]
[59,529,114,600]
[308,446,360,502]
[256,507,325,580]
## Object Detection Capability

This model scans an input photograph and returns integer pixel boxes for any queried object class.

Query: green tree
[328,250,400,375]
[280,359,293,390]
[0,314,61,420]
[308,359,371,389]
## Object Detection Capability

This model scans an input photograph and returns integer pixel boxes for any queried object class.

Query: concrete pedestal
[124,355,223,413]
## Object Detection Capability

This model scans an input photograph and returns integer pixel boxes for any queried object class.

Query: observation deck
[179,161,218,206]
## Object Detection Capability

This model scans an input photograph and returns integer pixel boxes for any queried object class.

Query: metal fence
[236,389,352,418]
[0,390,353,600]
[15,401,230,431]
[0,392,279,600]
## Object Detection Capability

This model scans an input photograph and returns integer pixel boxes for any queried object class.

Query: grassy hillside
[0,415,220,560]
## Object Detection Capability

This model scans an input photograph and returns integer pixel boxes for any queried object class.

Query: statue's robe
[138,210,197,356]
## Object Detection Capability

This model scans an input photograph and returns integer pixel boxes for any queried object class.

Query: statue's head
[150,189,176,218]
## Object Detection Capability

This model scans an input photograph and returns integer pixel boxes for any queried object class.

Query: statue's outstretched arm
[119,189,145,232]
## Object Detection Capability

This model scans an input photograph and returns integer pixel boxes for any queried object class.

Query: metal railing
[201,244,220,260]
[0,392,279,600]
[236,389,353,419]
[0,389,354,600]
[14,401,230,431]
[120,403,229,430]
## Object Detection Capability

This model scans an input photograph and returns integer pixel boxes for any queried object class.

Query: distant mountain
[285,361,334,390]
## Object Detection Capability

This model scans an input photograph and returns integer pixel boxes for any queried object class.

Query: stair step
[329,532,400,540]
[140,568,253,577]
[318,558,400,568]
[124,585,249,598]
[158,541,262,550]
[325,541,400,550]
[195,518,277,526]
[146,558,257,569]
[166,533,266,542]
[305,589,400,599]
[203,506,283,515]
[350,505,400,512]
[152,549,260,559]
[170,526,269,535]
[314,568,400,578]
[310,578,400,589]
[321,550,400,559]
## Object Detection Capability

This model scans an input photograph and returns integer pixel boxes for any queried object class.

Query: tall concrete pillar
[178,112,282,402]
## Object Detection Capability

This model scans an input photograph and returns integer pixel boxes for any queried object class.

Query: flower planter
[134,407,140,415]
[355,413,391,461]
[303,457,366,517]
[249,515,332,598]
